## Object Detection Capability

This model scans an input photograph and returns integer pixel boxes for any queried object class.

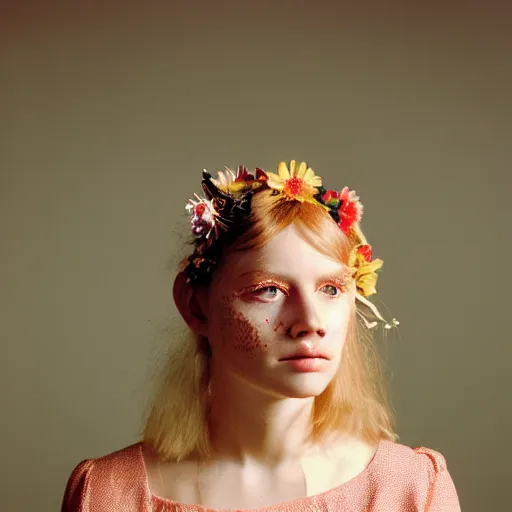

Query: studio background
[1,2,510,511]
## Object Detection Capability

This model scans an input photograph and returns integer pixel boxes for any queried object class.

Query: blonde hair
[143,189,397,461]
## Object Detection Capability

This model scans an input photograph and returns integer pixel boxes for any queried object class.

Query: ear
[173,272,209,337]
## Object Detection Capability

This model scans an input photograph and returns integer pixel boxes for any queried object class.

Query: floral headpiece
[184,160,398,330]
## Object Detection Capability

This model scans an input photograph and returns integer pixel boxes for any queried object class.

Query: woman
[62,161,460,511]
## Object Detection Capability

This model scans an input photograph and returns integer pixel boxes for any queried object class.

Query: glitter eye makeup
[316,272,352,297]
[236,271,353,300]
[247,282,288,295]
[236,274,290,301]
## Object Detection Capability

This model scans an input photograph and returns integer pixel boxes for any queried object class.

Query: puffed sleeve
[61,459,95,512]
[415,447,461,512]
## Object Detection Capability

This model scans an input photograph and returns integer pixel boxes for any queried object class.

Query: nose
[288,323,326,338]
[282,294,326,339]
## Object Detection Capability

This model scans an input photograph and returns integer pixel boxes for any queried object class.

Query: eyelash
[247,282,346,300]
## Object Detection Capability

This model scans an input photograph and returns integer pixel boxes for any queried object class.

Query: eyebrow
[236,269,353,286]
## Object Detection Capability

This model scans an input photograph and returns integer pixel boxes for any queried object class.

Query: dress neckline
[138,439,390,511]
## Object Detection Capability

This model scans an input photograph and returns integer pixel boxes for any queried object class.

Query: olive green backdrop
[1,2,510,511]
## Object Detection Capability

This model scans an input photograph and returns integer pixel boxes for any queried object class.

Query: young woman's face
[204,223,355,399]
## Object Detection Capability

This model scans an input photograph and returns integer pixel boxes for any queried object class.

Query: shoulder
[61,443,150,512]
[369,441,460,511]
[66,442,145,481]
[377,441,447,478]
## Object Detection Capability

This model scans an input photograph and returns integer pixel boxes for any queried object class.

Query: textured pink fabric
[61,441,460,511]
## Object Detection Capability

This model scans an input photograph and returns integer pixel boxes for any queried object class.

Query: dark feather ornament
[200,170,252,233]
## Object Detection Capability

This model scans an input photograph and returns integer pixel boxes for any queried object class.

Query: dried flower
[212,166,267,197]
[186,195,218,240]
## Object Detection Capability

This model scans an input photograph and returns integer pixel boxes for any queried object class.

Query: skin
[205,223,354,402]
[145,224,378,508]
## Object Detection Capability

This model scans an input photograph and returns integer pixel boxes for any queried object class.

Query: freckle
[218,296,263,359]
[232,311,261,358]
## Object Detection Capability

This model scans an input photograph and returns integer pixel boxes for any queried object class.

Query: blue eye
[321,285,341,296]
[253,286,279,297]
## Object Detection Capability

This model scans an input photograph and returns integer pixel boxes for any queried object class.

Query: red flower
[233,166,268,184]
[255,168,268,182]
[357,244,373,262]
[234,166,251,182]
[194,203,207,216]
[338,187,363,234]
[322,189,339,202]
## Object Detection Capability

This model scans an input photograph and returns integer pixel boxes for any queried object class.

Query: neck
[208,369,315,466]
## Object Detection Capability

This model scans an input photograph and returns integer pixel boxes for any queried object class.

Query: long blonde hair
[143,189,397,461]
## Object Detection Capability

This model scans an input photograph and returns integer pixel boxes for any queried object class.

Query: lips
[279,347,330,361]
[281,354,328,361]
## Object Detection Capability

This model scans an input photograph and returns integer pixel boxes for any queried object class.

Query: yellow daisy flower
[266,160,322,203]
[353,253,383,297]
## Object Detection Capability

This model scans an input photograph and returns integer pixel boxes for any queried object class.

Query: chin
[272,374,333,399]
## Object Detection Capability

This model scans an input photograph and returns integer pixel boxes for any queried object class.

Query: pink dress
[61,440,460,511]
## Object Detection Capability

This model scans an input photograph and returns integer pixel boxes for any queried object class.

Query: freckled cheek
[231,311,269,359]
[215,298,269,360]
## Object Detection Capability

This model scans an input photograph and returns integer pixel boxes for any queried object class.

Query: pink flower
[338,187,363,233]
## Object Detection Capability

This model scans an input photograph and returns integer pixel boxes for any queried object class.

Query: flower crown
[184,160,398,330]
